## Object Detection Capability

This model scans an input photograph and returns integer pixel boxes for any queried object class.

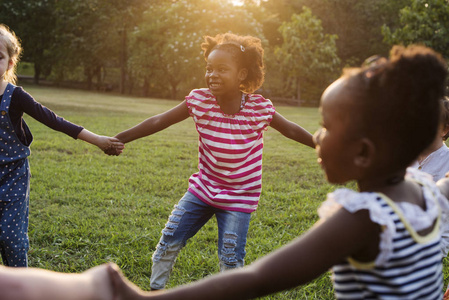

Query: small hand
[107,263,154,300]
[83,263,116,300]
[437,177,449,200]
[99,136,125,156]
[104,144,124,156]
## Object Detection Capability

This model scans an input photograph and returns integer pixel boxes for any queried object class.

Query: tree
[1,0,57,83]
[382,0,449,59]
[274,7,340,104]
[257,0,411,65]
[129,0,264,99]
[50,0,150,92]
[49,0,117,89]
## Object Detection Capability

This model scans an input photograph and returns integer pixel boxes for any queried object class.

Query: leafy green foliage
[382,0,449,59]
[4,0,445,104]
[274,7,340,103]
[128,0,263,99]
[1,0,57,82]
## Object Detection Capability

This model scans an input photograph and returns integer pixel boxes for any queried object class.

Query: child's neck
[216,91,245,115]
[357,169,406,193]
[0,80,8,95]
[357,169,427,208]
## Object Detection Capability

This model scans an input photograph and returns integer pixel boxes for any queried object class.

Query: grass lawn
[17,84,449,299]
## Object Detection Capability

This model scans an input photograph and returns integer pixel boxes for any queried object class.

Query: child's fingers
[111,142,125,150]
[103,146,121,156]
[106,146,123,153]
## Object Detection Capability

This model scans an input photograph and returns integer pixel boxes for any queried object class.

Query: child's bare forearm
[77,129,124,154]
[0,264,113,300]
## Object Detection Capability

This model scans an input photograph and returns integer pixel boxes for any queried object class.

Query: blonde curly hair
[0,24,22,84]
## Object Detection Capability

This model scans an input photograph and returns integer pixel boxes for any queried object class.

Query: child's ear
[238,68,248,82]
[353,138,375,168]
[7,59,13,71]
[441,124,449,138]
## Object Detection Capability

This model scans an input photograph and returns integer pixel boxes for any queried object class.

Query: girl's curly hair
[201,33,264,94]
[0,24,22,84]
[343,45,447,168]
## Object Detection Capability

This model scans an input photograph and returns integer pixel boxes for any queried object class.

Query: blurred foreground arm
[0,264,115,300]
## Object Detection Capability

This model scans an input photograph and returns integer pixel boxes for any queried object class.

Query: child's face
[313,78,361,184]
[205,49,245,99]
[0,40,12,81]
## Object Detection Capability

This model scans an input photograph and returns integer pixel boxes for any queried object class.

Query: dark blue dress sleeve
[10,87,84,142]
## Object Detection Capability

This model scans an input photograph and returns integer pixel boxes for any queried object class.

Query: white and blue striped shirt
[320,169,445,299]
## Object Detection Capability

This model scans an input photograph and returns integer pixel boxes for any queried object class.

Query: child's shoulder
[246,93,274,113]
[319,188,381,217]
[248,92,268,102]
[187,88,213,99]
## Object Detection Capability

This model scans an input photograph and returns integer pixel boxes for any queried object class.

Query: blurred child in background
[411,97,449,181]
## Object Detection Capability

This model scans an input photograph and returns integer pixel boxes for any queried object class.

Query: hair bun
[387,45,447,100]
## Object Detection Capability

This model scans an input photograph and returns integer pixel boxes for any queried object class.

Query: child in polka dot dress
[0,24,124,267]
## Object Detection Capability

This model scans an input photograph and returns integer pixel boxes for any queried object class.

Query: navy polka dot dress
[0,83,31,267]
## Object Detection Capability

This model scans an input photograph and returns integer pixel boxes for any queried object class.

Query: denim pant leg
[0,195,30,267]
[216,209,251,271]
[150,192,214,289]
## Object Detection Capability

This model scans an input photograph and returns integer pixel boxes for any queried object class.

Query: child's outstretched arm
[77,129,125,156]
[114,101,190,144]
[0,263,115,300]
[110,209,379,300]
[270,112,315,148]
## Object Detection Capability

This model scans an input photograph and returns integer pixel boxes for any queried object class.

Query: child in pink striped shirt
[112,33,314,290]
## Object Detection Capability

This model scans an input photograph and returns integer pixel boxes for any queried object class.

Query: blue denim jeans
[150,191,251,290]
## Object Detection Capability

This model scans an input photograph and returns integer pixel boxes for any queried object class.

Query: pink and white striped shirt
[186,88,275,213]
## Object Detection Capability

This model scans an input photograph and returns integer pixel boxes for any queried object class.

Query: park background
[2,0,449,298]
[2,0,449,105]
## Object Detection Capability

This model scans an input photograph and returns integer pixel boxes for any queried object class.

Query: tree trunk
[85,66,93,90]
[119,28,127,94]
[171,83,177,99]
[94,66,102,90]
[296,77,301,106]
[142,77,149,97]
[34,64,41,84]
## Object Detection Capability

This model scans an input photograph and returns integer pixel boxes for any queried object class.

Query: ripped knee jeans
[150,191,251,290]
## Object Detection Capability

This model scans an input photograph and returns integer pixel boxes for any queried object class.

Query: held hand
[437,177,449,200]
[97,136,124,151]
[83,263,116,300]
[107,263,156,300]
[104,145,124,156]
[98,136,125,156]
[77,129,125,155]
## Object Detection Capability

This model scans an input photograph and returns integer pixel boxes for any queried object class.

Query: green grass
[16,85,449,299]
